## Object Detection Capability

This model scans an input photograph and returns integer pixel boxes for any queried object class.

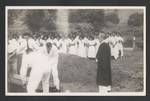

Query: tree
[69,9,105,32]
[104,12,120,26]
[43,10,56,31]
[128,13,143,27]
[69,23,94,36]
[8,10,23,27]
[24,10,45,32]
[24,10,57,32]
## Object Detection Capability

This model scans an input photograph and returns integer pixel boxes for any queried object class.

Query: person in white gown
[83,36,89,58]
[108,33,118,60]
[53,35,63,53]
[87,36,97,59]
[40,35,47,47]
[67,35,77,55]
[77,35,86,58]
[59,36,68,54]
[35,35,42,47]
[47,34,56,48]
[116,33,124,58]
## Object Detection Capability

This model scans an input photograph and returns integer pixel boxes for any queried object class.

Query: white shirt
[8,39,19,53]
[77,39,86,57]
[27,38,40,51]
[67,38,77,55]
[41,44,59,65]
[20,44,59,78]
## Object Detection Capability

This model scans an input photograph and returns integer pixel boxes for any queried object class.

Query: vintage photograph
[5,6,146,96]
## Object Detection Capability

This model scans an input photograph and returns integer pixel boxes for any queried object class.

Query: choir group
[8,31,124,60]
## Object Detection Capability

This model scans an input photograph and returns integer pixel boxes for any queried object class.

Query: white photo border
[5,6,146,96]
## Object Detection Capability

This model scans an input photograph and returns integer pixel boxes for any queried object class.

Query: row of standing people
[8,32,124,60]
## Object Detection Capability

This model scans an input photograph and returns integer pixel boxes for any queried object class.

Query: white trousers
[26,63,60,93]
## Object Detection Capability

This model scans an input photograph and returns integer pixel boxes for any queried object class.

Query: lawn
[8,49,144,92]
[57,49,144,92]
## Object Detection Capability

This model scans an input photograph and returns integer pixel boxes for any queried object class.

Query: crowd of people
[8,31,124,59]
[7,31,124,93]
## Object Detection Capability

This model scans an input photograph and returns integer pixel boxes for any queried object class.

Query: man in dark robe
[96,38,112,93]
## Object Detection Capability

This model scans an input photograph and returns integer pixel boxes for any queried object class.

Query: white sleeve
[16,41,27,54]
[8,43,15,53]
[30,40,40,50]
[8,41,19,53]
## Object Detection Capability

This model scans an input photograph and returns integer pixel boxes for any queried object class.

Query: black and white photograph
[5,6,146,96]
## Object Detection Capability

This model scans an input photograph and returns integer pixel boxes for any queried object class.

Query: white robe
[68,39,77,55]
[116,36,124,57]
[108,36,116,58]
[77,39,86,58]
[35,39,41,47]
[59,39,67,54]
[83,37,89,58]
[28,38,40,51]
[47,38,57,49]
[87,40,97,58]
[53,39,63,53]
[40,39,46,47]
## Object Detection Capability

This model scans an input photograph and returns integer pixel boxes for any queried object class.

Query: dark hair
[46,42,52,48]
[12,34,18,39]
[23,33,31,37]
[79,34,84,39]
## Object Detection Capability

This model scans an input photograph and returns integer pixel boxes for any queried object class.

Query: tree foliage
[128,13,143,27]
[24,10,56,32]
[8,10,22,27]
[105,12,120,26]
[43,10,56,31]
[69,9,105,32]
[24,10,45,32]
[70,23,94,36]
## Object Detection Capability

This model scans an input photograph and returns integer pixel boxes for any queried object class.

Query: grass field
[8,49,144,92]
[57,49,144,92]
